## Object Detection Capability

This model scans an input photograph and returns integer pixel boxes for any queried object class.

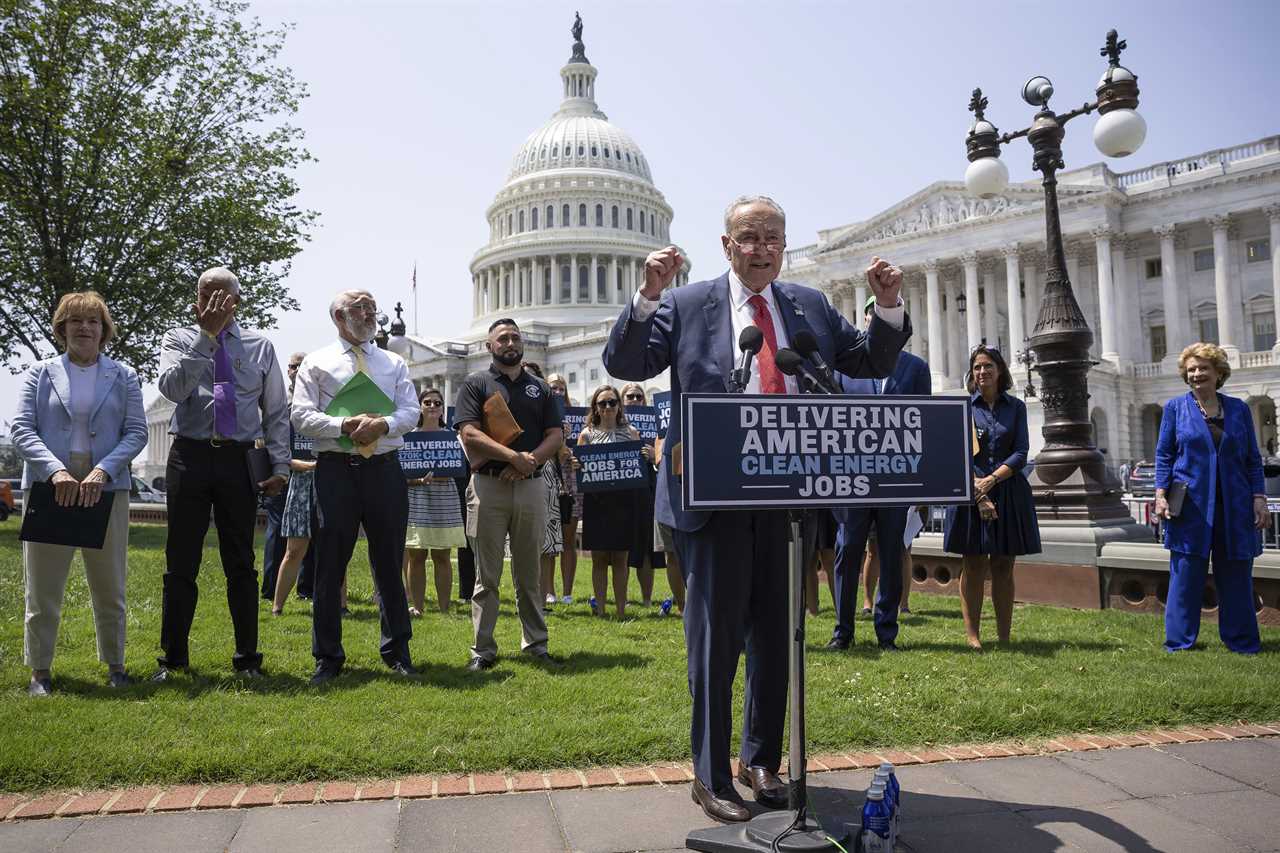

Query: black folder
[246,447,272,490]
[19,482,117,549]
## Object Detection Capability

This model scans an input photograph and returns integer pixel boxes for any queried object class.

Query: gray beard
[346,319,375,342]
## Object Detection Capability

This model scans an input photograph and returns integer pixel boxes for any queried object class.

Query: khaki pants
[469,473,547,661]
[23,454,130,670]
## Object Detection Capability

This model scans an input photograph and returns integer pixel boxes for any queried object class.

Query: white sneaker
[545,594,556,606]
[561,595,574,605]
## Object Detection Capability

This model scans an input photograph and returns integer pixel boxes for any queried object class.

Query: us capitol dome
[395,15,689,405]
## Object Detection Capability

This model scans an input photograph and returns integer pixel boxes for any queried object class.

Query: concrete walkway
[3,737,1279,852]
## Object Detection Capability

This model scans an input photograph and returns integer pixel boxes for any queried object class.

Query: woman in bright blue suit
[1154,343,1268,654]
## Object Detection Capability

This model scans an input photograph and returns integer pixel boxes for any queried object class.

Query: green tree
[0,0,315,379]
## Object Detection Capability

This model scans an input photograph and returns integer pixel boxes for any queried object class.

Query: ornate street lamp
[963,29,1146,516]
[374,311,390,350]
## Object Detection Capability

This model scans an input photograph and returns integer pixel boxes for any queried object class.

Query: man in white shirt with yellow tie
[292,290,421,685]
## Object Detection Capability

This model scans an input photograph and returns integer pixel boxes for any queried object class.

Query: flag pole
[412,261,418,336]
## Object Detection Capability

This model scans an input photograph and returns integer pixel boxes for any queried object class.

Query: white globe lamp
[965,156,1010,198]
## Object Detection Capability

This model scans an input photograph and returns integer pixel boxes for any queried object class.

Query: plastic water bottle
[660,597,673,616]
[589,596,599,614]
[873,769,898,849]
[859,783,891,853]
[879,762,901,824]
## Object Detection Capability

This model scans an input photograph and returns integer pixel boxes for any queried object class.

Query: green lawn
[1,524,1277,794]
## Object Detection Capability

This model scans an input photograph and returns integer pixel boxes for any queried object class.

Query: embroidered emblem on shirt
[525,384,541,398]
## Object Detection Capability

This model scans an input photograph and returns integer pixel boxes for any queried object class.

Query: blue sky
[3,0,1279,420]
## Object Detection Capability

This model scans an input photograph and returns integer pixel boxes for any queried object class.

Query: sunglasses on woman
[422,399,442,407]
[597,399,619,409]
[624,393,644,401]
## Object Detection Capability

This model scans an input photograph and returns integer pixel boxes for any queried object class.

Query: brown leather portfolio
[482,392,524,447]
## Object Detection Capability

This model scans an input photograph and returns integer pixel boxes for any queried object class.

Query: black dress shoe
[736,765,789,808]
[236,667,266,679]
[150,666,184,683]
[28,677,53,697]
[878,640,901,652]
[107,671,134,688]
[691,778,750,823]
[524,649,562,668]
[309,666,340,686]
[465,656,495,672]
[824,637,850,651]
[388,661,419,678]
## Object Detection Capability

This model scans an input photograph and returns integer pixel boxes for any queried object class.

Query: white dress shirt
[631,270,905,394]
[290,339,420,455]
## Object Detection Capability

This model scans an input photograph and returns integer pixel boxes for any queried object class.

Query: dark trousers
[159,439,262,670]
[674,509,788,795]
[311,452,412,672]
[456,475,475,601]
[260,492,287,599]
[1166,487,1261,654]
[832,506,909,646]
[296,539,317,599]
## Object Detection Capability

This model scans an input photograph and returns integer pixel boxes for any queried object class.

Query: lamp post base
[686,810,847,853]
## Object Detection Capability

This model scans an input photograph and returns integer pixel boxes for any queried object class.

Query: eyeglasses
[728,236,786,255]
[287,363,301,371]
[422,400,442,408]
[597,399,619,409]
[624,393,644,401]
[970,344,1001,357]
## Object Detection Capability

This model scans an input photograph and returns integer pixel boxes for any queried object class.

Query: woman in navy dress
[1154,343,1267,654]
[944,345,1040,649]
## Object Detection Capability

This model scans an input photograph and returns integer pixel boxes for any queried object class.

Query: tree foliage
[0,0,315,379]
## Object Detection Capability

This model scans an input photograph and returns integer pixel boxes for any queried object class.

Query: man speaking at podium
[602,196,910,822]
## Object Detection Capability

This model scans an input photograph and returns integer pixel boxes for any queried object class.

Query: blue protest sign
[652,391,671,439]
[398,430,469,479]
[291,431,315,461]
[681,393,972,509]
[573,440,648,493]
[562,406,587,441]
[626,405,658,443]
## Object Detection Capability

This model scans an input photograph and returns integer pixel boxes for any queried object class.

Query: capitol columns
[1155,224,1187,361]
[981,259,999,351]
[590,253,599,304]
[853,275,868,328]
[923,258,947,388]
[1110,236,1135,364]
[1268,204,1280,354]
[961,250,981,352]
[1023,252,1041,337]
[907,276,924,358]
[609,255,619,304]
[1209,214,1239,361]
[1002,244,1025,362]
[1092,226,1118,364]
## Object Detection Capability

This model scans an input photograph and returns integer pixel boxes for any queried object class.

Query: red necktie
[748,294,786,394]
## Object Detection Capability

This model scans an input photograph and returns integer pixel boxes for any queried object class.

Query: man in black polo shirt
[455,318,563,671]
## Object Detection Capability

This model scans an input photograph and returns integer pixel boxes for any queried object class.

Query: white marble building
[781,135,1280,465]
[395,25,689,406]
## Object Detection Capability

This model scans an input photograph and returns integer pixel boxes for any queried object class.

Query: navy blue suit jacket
[837,350,931,397]
[1156,392,1264,560]
[601,273,911,532]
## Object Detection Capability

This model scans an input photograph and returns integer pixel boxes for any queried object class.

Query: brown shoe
[691,778,750,823]
[736,765,789,809]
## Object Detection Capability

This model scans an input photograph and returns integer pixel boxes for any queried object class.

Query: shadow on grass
[810,638,1130,656]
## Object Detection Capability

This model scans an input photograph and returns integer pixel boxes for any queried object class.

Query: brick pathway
[3,731,1280,851]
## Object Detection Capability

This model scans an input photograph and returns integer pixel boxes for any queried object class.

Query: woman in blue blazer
[1154,343,1268,654]
[11,292,147,695]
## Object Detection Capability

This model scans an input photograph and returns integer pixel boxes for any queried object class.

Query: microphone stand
[687,376,846,853]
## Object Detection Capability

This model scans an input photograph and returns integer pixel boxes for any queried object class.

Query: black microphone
[775,347,831,395]
[731,325,764,393]
[791,329,839,393]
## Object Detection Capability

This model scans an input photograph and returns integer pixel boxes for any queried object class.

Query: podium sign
[682,393,973,510]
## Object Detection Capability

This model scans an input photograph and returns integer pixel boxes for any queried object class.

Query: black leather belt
[176,436,254,450]
[318,450,395,466]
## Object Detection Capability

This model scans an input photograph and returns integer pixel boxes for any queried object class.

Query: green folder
[324,372,396,451]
